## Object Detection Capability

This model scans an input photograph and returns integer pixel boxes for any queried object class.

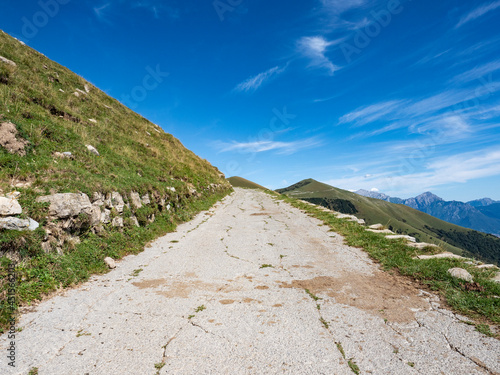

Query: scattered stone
[6,191,21,199]
[493,273,500,283]
[73,91,81,97]
[366,229,394,234]
[415,252,464,260]
[407,242,439,250]
[385,234,416,243]
[75,88,87,95]
[0,217,38,231]
[84,84,90,93]
[58,89,65,93]
[166,204,171,211]
[0,197,22,216]
[104,105,112,109]
[167,187,176,193]
[369,224,384,230]
[86,145,100,156]
[88,118,97,124]
[130,192,142,209]
[36,193,92,219]
[53,152,72,159]
[146,131,151,136]
[92,192,105,206]
[448,267,473,282]
[104,257,116,269]
[130,216,140,227]
[0,121,29,156]
[476,264,498,269]
[0,55,16,66]
[148,214,155,223]
[141,193,151,205]
[112,217,123,227]
[90,206,101,226]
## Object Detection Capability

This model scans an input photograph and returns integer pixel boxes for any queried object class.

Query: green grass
[260,264,273,269]
[227,176,268,190]
[348,359,360,374]
[0,31,232,333]
[269,191,500,332]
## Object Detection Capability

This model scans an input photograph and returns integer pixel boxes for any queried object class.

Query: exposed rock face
[369,224,384,230]
[130,192,142,209]
[141,193,150,205]
[0,217,39,231]
[36,193,92,219]
[448,267,473,282]
[112,217,123,227]
[0,121,29,156]
[0,197,22,216]
[101,209,111,224]
[111,192,125,213]
[385,234,416,242]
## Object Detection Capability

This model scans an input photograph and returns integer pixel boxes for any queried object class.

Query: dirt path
[1,188,499,374]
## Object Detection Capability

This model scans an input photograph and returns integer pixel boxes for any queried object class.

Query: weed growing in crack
[131,268,143,277]
[260,264,273,269]
[407,362,415,367]
[348,359,360,374]
[195,305,206,312]
[279,254,287,259]
[320,317,329,329]
[28,368,38,375]
[188,315,195,319]
[305,289,321,301]
[475,323,494,337]
[336,342,346,359]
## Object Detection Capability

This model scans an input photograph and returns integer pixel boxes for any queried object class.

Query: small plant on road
[305,289,321,301]
[336,342,346,358]
[195,305,206,312]
[348,359,360,374]
[131,268,143,277]
[319,317,329,329]
[260,264,273,269]
[28,368,39,375]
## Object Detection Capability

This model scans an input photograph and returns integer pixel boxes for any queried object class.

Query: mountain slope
[278,179,500,265]
[356,190,500,237]
[227,176,268,190]
[0,30,231,330]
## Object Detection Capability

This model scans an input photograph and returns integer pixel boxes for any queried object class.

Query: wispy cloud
[93,0,178,22]
[297,36,342,75]
[93,3,112,22]
[234,65,286,93]
[324,148,500,196]
[455,1,500,28]
[320,0,369,15]
[338,100,405,127]
[451,60,500,84]
[215,138,321,155]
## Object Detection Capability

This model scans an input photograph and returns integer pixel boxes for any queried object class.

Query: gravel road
[1,188,499,374]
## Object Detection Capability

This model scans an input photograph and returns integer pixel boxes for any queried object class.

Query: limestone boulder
[0,197,22,216]
[448,267,473,282]
[130,192,142,209]
[36,193,92,219]
[0,217,39,231]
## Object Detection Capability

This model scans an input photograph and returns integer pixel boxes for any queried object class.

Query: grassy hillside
[0,30,231,331]
[277,179,500,265]
[227,176,268,190]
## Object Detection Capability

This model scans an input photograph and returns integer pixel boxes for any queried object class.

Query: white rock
[476,264,499,269]
[0,217,38,231]
[416,252,464,260]
[369,224,384,230]
[88,119,97,124]
[111,192,125,213]
[167,187,176,193]
[366,229,394,234]
[130,216,140,227]
[86,145,100,156]
[141,193,150,205]
[492,273,500,283]
[101,209,111,224]
[385,234,416,243]
[130,192,142,209]
[0,55,16,66]
[407,242,439,250]
[36,193,92,219]
[84,84,90,93]
[90,206,101,226]
[448,268,473,282]
[58,89,65,93]
[104,257,116,269]
[112,217,123,227]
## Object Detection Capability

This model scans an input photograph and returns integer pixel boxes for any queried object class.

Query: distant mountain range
[355,190,500,237]
[276,179,500,265]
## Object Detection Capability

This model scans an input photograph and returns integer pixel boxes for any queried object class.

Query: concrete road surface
[1,188,499,374]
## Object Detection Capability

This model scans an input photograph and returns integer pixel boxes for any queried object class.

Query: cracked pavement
[1,188,499,374]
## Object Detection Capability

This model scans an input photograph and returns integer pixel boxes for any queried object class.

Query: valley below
[2,188,499,375]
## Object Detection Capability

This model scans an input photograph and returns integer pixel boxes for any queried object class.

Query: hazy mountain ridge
[355,190,500,237]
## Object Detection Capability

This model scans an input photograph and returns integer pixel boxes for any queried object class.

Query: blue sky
[1,0,500,201]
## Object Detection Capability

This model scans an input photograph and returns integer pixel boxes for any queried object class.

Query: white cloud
[455,1,500,28]
[370,187,379,192]
[297,36,342,75]
[338,100,405,127]
[451,60,500,83]
[234,65,286,93]
[320,0,369,14]
[215,138,321,155]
